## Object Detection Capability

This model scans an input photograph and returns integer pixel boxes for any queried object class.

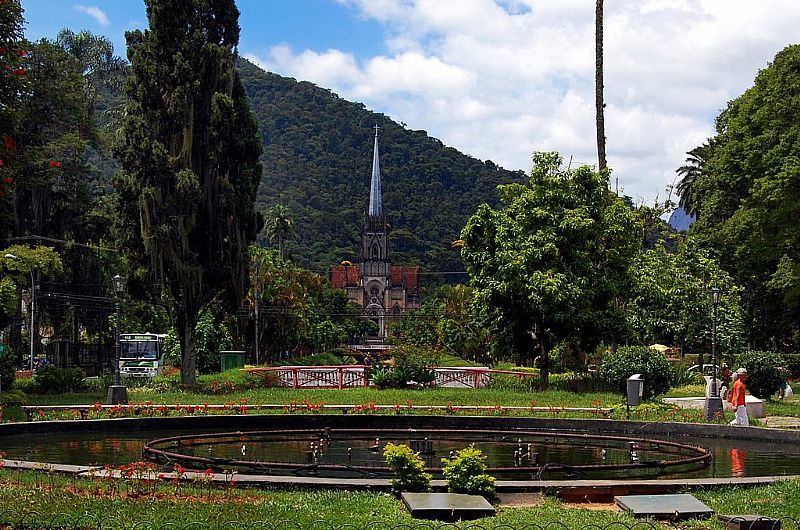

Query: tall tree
[116,0,263,384]
[595,0,607,171]
[461,152,639,384]
[264,204,295,260]
[691,44,800,348]
[56,29,126,123]
[6,40,90,240]
[675,143,710,217]
[0,0,26,232]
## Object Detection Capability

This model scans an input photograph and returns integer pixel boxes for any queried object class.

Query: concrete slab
[400,492,495,521]
[663,395,765,418]
[615,493,713,520]
[718,515,781,530]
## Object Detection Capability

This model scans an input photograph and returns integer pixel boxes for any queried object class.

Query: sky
[20,0,800,203]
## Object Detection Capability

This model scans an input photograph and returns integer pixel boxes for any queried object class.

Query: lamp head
[112,274,125,294]
[709,286,722,306]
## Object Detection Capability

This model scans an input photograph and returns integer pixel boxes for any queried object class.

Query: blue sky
[22,1,386,62]
[19,1,800,202]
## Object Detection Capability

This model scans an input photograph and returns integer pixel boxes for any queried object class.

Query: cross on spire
[374,123,380,137]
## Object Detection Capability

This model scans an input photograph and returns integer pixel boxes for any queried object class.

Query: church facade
[330,127,420,337]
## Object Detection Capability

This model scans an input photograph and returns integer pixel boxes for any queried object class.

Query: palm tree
[595,0,607,171]
[264,204,296,259]
[675,142,711,217]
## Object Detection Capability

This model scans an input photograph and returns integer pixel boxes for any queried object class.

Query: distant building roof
[330,264,419,291]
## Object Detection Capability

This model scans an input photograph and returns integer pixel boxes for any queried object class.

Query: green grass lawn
[23,386,622,408]
[0,469,798,529]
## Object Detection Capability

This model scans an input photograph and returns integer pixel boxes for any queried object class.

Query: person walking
[729,368,749,426]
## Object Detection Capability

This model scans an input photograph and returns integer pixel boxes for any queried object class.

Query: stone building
[330,126,420,337]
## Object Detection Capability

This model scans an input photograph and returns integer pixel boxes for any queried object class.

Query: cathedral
[330,126,420,338]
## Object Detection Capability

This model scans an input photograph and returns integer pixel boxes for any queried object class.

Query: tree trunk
[539,339,550,388]
[178,314,197,386]
[595,0,607,171]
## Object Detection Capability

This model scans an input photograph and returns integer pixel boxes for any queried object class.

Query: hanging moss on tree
[115,0,262,385]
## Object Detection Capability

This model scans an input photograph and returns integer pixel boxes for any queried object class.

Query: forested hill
[237,59,526,277]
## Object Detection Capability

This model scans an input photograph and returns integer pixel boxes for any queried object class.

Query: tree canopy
[461,152,639,382]
[690,44,800,349]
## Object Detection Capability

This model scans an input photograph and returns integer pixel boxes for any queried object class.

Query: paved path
[762,416,800,429]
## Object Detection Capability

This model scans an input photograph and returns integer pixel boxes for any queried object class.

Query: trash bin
[220,351,247,372]
[627,374,644,407]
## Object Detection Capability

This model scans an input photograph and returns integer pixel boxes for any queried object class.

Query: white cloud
[74,5,110,27]
[249,0,800,201]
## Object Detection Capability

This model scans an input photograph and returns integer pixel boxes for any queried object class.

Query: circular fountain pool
[2,414,800,484]
[143,428,710,479]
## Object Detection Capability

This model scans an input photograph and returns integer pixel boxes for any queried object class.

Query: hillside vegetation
[237,59,526,276]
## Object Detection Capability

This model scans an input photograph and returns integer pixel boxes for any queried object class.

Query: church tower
[329,126,420,343]
[361,125,390,336]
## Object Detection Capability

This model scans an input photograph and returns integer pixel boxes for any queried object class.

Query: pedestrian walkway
[761,416,800,429]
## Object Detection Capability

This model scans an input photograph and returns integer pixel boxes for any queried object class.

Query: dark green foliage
[736,350,785,400]
[0,344,15,391]
[285,352,352,366]
[382,442,431,493]
[236,59,525,275]
[461,152,640,383]
[599,346,671,400]
[163,309,232,375]
[0,388,27,406]
[391,344,438,386]
[441,445,496,499]
[390,284,492,364]
[690,45,800,349]
[33,366,86,394]
[624,241,744,354]
[116,0,262,384]
[249,246,367,363]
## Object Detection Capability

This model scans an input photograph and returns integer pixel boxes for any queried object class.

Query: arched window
[372,244,380,258]
[392,304,401,316]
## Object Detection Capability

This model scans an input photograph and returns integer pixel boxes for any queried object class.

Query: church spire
[368,124,382,217]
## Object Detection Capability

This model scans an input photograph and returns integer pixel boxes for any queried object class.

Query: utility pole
[253,257,260,365]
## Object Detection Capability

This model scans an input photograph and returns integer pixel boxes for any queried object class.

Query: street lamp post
[4,253,35,373]
[106,274,128,405]
[705,287,723,421]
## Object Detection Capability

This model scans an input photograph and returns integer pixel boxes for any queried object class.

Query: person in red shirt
[729,368,749,426]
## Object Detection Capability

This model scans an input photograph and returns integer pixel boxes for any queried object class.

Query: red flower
[14,68,24,76]
[204,468,213,477]
[17,50,26,57]
[3,177,12,184]
[0,159,4,167]
[2,136,15,150]
[49,160,62,168]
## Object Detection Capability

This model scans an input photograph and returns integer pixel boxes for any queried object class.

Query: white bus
[119,333,167,378]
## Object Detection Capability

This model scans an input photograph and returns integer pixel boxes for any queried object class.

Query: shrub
[441,445,496,499]
[33,366,86,394]
[736,350,785,400]
[383,442,431,493]
[599,346,671,400]
[287,352,349,366]
[1,388,27,406]
[669,363,704,388]
[393,345,438,374]
[0,345,15,391]
[83,372,115,393]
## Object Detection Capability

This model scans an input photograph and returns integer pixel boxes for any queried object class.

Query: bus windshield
[119,338,160,360]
